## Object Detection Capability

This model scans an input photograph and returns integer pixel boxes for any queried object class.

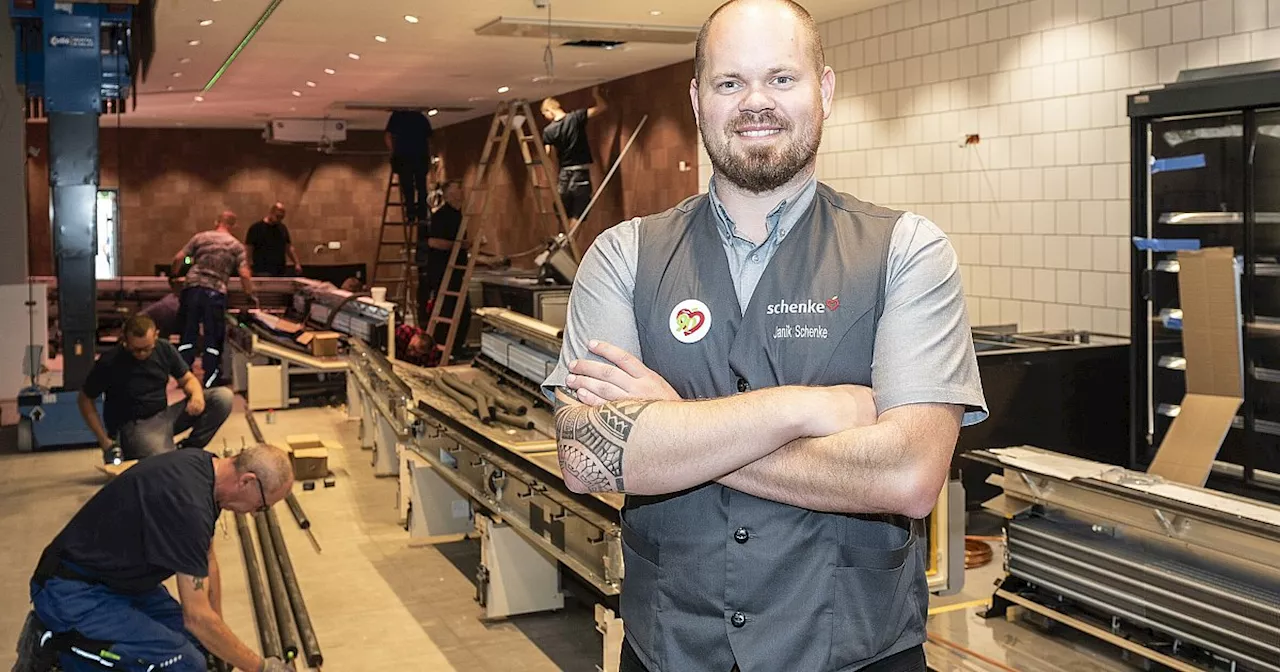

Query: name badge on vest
[669,299,711,344]
[767,295,840,340]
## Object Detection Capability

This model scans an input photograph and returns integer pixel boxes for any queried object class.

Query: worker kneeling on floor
[16,446,296,672]
[79,315,232,462]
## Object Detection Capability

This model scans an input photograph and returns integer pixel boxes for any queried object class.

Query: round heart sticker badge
[669,299,711,344]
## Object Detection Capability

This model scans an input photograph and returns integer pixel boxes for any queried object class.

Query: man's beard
[701,109,822,194]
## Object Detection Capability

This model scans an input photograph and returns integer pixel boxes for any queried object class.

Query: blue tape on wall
[1133,237,1202,252]
[1150,154,1207,174]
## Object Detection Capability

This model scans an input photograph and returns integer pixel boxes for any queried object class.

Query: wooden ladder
[370,169,419,318]
[424,99,577,364]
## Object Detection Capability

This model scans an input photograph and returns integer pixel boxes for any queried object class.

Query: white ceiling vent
[474,17,698,45]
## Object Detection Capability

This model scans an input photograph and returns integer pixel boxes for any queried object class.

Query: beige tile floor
[0,395,1143,672]
[0,400,601,671]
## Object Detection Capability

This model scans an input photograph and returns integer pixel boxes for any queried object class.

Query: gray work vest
[625,183,929,672]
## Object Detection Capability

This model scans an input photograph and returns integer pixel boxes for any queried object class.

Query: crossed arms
[554,342,961,519]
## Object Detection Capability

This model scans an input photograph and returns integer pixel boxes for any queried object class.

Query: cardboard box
[296,331,340,357]
[291,447,329,481]
[1146,247,1243,487]
[285,434,324,449]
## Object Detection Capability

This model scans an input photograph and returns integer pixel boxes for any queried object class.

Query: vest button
[731,611,747,628]
[733,527,749,543]
[736,377,749,393]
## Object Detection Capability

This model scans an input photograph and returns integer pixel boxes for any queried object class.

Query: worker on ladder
[419,180,473,360]
[541,87,608,232]
[384,108,434,224]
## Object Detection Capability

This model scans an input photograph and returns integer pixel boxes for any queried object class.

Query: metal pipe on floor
[254,512,300,662]
[471,378,528,415]
[234,512,281,659]
[265,507,324,668]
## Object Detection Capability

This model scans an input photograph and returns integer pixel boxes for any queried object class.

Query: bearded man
[542,1,988,671]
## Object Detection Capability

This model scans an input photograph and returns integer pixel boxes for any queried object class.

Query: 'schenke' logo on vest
[669,299,711,344]
[765,296,840,315]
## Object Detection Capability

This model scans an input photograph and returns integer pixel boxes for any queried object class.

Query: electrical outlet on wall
[328,241,341,250]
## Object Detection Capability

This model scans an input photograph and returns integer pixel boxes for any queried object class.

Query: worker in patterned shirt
[172,210,258,388]
[395,323,436,367]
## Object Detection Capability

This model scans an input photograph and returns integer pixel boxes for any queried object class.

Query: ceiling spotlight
[199,19,214,26]
[305,80,316,87]
[375,35,387,43]
[194,95,204,102]
[323,68,336,75]
[348,52,360,60]
[171,71,183,77]
[290,106,297,111]
[428,108,439,116]
[468,96,486,102]
[497,85,510,93]
[291,90,302,97]
[187,39,201,46]
[650,10,662,15]
[165,85,173,91]
[179,57,191,64]
[404,15,419,23]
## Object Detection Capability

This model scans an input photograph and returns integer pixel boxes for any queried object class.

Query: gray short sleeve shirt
[542,180,988,426]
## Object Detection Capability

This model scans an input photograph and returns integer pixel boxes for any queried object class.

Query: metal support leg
[475,513,564,619]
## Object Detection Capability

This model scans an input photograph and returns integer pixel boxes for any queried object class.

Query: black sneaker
[12,610,56,672]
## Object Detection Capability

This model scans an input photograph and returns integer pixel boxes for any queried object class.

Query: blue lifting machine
[10,0,153,453]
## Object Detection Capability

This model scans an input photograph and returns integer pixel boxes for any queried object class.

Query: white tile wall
[696,0,1277,334]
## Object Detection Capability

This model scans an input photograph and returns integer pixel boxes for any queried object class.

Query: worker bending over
[173,210,257,388]
[544,2,988,671]
[16,445,294,672]
[138,272,185,339]
[541,87,607,230]
[245,202,302,277]
[79,315,231,462]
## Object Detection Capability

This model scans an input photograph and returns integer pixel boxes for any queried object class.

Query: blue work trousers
[30,578,205,672]
[178,287,227,388]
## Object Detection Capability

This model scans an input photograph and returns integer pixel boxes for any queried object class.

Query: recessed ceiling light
[179,57,191,64]
[348,52,360,60]
[291,90,302,97]
[171,71,182,77]
[375,35,387,43]
[404,15,419,23]
[165,85,173,91]
[468,96,486,102]
[497,85,510,93]
[187,39,201,46]
[290,106,296,111]
[305,81,316,87]
[650,10,662,15]
[323,68,336,75]
[199,19,214,26]
[194,95,204,102]
[427,109,438,116]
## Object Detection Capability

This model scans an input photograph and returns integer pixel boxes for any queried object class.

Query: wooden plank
[994,589,1203,672]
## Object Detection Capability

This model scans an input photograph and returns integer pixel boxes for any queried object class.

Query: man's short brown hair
[694,0,825,84]
[124,314,156,339]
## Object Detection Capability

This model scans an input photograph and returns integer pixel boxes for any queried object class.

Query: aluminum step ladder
[424,99,576,364]
[370,169,422,319]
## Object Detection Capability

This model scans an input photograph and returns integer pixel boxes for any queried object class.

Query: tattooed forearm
[556,400,655,492]
[192,576,205,591]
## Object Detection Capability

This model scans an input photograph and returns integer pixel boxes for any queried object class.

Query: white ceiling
[128,0,889,130]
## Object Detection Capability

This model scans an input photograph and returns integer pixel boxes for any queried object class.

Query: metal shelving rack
[1128,61,1280,490]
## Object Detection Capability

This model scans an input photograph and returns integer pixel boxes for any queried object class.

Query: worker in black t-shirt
[244,202,302,277]
[18,446,294,672]
[79,314,233,462]
[418,180,472,356]
[541,86,608,230]
[385,109,434,223]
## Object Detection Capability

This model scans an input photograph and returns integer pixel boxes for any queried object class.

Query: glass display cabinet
[1128,62,1280,493]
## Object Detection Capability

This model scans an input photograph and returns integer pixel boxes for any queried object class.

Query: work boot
[12,611,56,672]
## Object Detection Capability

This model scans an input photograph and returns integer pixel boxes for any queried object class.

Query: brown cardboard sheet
[1146,247,1242,487]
